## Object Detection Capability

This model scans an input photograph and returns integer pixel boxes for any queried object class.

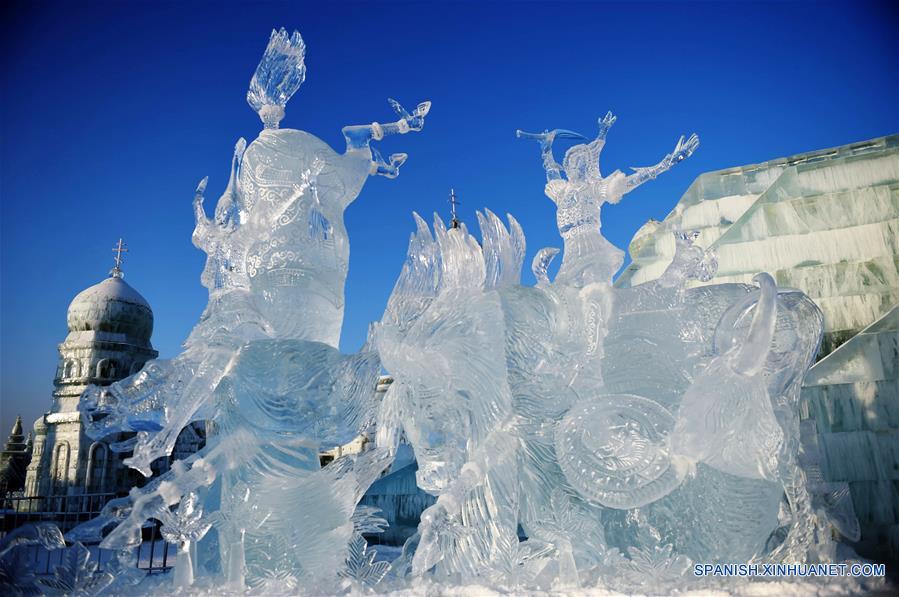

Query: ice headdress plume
[247,28,307,129]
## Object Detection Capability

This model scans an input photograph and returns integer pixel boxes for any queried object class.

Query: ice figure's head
[562,137,603,182]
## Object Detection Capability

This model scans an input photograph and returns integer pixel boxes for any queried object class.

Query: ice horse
[76,28,430,591]
[375,114,847,591]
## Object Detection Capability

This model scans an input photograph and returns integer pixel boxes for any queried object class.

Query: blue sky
[1,0,897,436]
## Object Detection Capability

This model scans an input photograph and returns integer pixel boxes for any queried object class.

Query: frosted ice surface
[73,28,430,591]
[376,113,849,589]
[59,29,864,595]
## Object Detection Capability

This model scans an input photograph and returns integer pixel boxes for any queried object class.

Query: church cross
[110,238,128,278]
[449,188,461,229]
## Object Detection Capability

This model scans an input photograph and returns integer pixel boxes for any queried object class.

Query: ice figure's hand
[371,147,408,179]
[388,98,430,133]
[596,111,617,140]
[343,99,430,157]
[517,128,588,181]
[626,132,699,191]
[667,133,700,166]
[193,177,209,218]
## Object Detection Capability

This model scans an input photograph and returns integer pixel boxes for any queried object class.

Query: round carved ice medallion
[555,394,684,509]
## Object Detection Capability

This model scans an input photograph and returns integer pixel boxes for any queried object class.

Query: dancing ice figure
[517,113,699,287]
[376,114,843,591]
[76,28,430,590]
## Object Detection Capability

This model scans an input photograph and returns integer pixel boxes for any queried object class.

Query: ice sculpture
[48,27,857,596]
[75,28,429,590]
[375,114,843,591]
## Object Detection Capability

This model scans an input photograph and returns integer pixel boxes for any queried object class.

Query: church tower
[0,416,32,495]
[24,240,159,499]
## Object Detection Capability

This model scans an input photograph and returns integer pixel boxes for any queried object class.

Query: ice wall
[802,305,899,561]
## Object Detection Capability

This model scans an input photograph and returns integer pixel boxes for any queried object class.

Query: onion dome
[66,276,153,343]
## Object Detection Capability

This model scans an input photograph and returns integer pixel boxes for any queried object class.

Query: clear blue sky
[2,1,897,436]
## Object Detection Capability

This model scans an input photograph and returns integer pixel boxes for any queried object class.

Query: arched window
[50,442,71,496]
[96,359,119,379]
[63,359,79,379]
[85,442,108,492]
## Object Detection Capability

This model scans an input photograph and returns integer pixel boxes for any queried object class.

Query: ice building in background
[803,305,899,563]
[617,134,898,357]
[616,135,899,562]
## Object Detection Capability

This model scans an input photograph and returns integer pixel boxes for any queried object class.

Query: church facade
[24,258,160,500]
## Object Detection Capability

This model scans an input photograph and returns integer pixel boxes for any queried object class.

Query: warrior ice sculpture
[376,114,845,591]
[518,113,699,287]
[76,28,429,591]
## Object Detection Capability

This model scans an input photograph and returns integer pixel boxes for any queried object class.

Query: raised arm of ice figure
[626,133,699,191]
[342,98,431,177]
[516,128,588,182]
[595,110,617,142]
[192,177,211,249]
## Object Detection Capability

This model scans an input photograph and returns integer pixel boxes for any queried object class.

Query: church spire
[0,415,30,495]
[110,238,128,279]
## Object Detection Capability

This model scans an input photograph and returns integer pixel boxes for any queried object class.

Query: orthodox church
[22,241,205,502]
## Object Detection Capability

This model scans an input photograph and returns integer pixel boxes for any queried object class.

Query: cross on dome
[110,238,128,279]
[449,188,461,229]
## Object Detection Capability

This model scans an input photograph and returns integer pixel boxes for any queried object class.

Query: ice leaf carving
[615,543,693,591]
[159,492,212,545]
[340,533,390,587]
[477,209,526,289]
[351,505,389,535]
